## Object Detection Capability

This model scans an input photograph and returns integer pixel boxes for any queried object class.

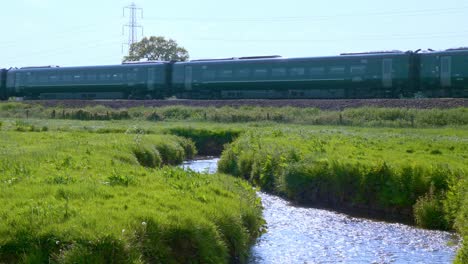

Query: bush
[155,141,185,165]
[132,145,162,168]
[413,188,448,230]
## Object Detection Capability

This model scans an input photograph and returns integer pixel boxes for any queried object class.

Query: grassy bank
[1,102,467,127]
[218,127,467,263]
[0,130,264,263]
[167,127,242,156]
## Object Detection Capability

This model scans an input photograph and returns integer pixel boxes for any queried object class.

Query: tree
[123,36,189,62]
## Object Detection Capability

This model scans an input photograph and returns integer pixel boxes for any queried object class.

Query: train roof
[9,61,169,72]
[176,52,411,65]
[418,48,468,56]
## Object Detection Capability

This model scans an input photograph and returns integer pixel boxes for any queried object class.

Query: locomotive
[0,48,467,100]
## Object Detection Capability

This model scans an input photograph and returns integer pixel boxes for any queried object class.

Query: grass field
[0,130,264,263]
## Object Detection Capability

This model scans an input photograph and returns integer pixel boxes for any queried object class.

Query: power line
[143,5,468,23]
[122,2,143,53]
[189,31,468,43]
[0,24,104,48]
[2,37,123,64]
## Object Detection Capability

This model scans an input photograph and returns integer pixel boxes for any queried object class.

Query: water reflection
[181,157,219,174]
[249,192,458,264]
[182,158,459,264]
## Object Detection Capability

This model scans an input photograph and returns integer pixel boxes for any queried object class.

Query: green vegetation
[123,36,189,62]
[167,127,242,155]
[1,102,467,262]
[0,130,263,263]
[1,102,467,127]
[218,127,468,262]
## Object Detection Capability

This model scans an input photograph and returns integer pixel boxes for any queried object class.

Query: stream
[181,158,460,263]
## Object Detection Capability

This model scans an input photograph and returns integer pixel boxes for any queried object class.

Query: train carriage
[172,52,414,99]
[418,48,468,98]
[5,62,171,100]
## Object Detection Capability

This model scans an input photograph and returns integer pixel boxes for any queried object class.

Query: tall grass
[0,131,264,263]
[0,102,466,127]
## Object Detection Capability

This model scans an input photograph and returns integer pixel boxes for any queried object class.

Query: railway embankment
[24,98,468,110]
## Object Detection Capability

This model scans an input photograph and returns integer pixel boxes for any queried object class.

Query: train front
[0,69,7,100]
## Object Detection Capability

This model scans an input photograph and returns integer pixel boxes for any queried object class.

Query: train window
[329,66,345,75]
[112,73,123,80]
[219,69,233,78]
[87,74,97,81]
[236,68,251,78]
[272,68,287,77]
[49,75,58,82]
[39,74,48,82]
[73,74,82,81]
[26,72,34,83]
[202,70,216,80]
[253,68,268,78]
[350,65,366,75]
[309,67,325,75]
[126,73,137,81]
[289,67,305,77]
[99,73,110,81]
[63,74,72,81]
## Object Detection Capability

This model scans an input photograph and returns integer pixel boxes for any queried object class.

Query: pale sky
[1,0,467,68]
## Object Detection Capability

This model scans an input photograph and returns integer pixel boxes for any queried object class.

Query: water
[249,192,459,264]
[182,158,460,264]
[181,157,219,174]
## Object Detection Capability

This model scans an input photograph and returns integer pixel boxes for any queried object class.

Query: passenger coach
[5,62,171,100]
[418,48,468,98]
[172,52,415,99]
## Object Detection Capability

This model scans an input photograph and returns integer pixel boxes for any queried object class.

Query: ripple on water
[181,158,219,174]
[249,192,459,264]
[181,159,460,264]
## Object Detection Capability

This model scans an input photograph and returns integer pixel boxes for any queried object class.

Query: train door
[184,66,192,90]
[382,59,392,88]
[15,72,22,94]
[440,56,451,87]
[147,68,155,91]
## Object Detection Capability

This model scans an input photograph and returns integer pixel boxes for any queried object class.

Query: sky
[0,0,467,68]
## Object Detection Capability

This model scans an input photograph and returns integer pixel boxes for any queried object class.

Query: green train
[1,48,467,100]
